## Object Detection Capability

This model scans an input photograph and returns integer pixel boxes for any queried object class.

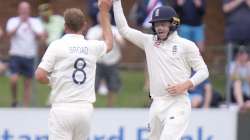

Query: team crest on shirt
[172,45,178,55]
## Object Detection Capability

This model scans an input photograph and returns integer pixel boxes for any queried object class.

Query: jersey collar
[63,34,85,39]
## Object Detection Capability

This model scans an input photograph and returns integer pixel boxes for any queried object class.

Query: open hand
[98,0,112,12]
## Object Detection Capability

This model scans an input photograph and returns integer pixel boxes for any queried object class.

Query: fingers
[166,84,184,96]
[166,84,177,96]
[98,0,112,12]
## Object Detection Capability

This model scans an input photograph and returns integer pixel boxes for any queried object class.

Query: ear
[79,21,87,34]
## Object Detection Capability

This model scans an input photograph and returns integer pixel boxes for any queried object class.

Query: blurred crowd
[0,0,250,110]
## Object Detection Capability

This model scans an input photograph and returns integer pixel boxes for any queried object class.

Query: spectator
[229,47,250,110]
[173,0,206,53]
[38,3,64,46]
[6,1,44,107]
[188,78,212,108]
[223,0,250,107]
[86,12,126,107]
[0,26,7,75]
[223,0,250,48]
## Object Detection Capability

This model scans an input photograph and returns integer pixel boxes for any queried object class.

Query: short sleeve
[32,18,44,34]
[6,18,17,33]
[95,41,107,59]
[38,42,57,72]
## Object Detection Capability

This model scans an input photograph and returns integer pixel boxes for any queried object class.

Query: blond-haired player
[111,0,209,139]
[35,0,113,139]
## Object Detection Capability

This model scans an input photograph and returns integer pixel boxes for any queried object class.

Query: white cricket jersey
[6,17,44,58]
[38,34,107,104]
[113,0,209,99]
[86,25,122,65]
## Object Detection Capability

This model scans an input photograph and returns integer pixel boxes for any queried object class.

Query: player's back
[46,34,107,104]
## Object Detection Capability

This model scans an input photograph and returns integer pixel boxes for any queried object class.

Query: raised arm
[113,0,149,49]
[99,0,113,53]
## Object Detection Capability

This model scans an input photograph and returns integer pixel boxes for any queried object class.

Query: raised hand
[98,0,112,12]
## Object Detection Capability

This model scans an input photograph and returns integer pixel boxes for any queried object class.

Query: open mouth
[158,31,165,36]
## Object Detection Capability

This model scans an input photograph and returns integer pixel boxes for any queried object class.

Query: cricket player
[111,0,209,139]
[35,0,113,139]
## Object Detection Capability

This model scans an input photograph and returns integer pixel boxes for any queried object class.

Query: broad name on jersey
[69,46,88,55]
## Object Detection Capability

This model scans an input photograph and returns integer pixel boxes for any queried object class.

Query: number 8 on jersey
[72,58,86,85]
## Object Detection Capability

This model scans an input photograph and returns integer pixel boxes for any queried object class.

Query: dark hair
[64,8,85,32]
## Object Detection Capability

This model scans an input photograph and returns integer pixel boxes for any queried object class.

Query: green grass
[0,70,149,108]
[0,70,226,107]
[95,70,150,108]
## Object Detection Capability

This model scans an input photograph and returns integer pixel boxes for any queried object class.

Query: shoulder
[7,17,18,23]
[177,36,198,52]
[48,39,61,49]
[85,39,107,54]
[178,35,196,47]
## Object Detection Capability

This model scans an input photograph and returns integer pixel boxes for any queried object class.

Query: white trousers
[48,102,94,140]
[148,95,191,140]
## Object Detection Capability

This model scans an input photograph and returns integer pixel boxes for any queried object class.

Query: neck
[65,30,82,35]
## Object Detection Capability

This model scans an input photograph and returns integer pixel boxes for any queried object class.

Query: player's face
[154,21,171,41]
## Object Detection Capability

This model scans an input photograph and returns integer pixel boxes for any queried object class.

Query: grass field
[0,70,226,108]
[0,70,150,108]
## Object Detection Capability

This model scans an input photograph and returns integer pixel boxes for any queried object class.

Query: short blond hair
[64,8,85,32]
